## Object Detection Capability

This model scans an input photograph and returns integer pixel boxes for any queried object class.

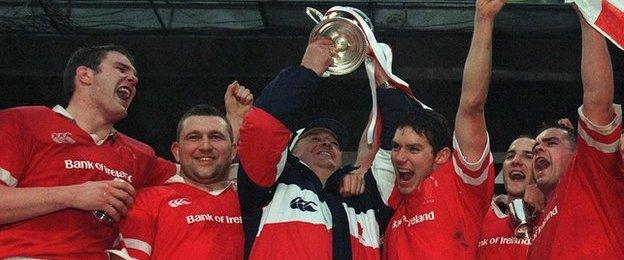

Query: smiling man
[0,45,178,259]
[527,11,624,257]
[477,136,535,260]
[111,82,252,259]
[237,38,393,259]
[378,0,503,257]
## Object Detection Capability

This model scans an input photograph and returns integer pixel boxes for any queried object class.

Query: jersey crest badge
[51,132,76,144]
[168,198,191,207]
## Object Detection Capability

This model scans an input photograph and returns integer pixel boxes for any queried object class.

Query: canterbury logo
[289,197,317,212]
[168,198,191,208]
[51,132,76,144]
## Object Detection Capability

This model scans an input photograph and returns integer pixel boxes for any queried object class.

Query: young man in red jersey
[379,0,504,257]
[110,82,253,259]
[477,136,536,260]
[0,45,177,259]
[527,9,623,258]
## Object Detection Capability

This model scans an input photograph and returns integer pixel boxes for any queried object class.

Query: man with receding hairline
[477,136,536,259]
[110,81,252,259]
[527,8,624,259]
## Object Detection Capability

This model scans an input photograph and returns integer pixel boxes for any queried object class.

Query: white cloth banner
[574,0,624,50]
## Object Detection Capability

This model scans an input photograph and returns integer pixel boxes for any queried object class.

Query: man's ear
[434,147,451,167]
[171,142,181,163]
[76,66,94,86]
[230,142,238,161]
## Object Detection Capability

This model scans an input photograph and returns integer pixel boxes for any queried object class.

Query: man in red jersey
[0,44,177,259]
[109,82,252,259]
[477,136,535,260]
[527,9,624,258]
[380,0,504,257]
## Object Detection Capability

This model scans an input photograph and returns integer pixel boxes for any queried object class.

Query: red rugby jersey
[383,135,495,259]
[0,106,176,259]
[528,106,624,259]
[477,196,530,260]
[115,176,243,259]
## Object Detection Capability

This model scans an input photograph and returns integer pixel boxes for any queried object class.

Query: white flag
[574,0,624,50]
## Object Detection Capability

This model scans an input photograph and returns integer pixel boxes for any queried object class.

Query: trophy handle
[306,7,324,24]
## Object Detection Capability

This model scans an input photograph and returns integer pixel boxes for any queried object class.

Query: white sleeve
[370,149,396,205]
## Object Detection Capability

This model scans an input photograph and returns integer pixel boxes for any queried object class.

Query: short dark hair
[176,104,233,142]
[537,121,577,149]
[63,44,135,103]
[395,108,452,154]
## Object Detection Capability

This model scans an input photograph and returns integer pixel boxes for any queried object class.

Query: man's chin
[109,108,128,121]
[398,183,416,195]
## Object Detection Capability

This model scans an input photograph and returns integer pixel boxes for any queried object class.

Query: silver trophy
[306,7,369,76]
[508,198,534,239]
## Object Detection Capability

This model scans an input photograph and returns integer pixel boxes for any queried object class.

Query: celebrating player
[109,82,253,259]
[380,0,503,257]
[477,136,536,259]
[527,9,624,258]
[0,44,178,259]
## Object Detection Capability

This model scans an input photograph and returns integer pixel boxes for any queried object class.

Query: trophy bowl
[308,8,368,76]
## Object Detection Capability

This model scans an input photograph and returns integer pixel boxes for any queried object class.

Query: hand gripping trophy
[306,6,429,144]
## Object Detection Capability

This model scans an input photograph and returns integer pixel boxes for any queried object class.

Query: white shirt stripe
[371,149,396,206]
[491,195,509,219]
[123,238,152,256]
[452,133,492,186]
[275,148,288,181]
[577,104,622,153]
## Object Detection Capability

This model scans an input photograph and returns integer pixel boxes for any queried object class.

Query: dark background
[1,1,622,193]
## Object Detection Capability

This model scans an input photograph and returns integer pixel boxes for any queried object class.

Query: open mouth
[398,169,414,182]
[195,156,216,165]
[534,157,550,173]
[509,171,526,181]
[317,150,333,158]
[116,86,132,101]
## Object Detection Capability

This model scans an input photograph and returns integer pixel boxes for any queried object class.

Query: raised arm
[237,38,334,194]
[578,12,615,125]
[455,0,505,161]
[224,81,254,144]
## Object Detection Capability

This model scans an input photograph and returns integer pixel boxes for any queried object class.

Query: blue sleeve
[255,66,320,132]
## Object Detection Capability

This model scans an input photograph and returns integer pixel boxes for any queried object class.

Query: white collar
[491,194,509,219]
[52,105,117,145]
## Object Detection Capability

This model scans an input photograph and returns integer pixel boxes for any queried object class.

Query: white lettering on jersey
[478,236,531,247]
[185,213,242,225]
[392,211,435,229]
[533,206,558,239]
[63,160,134,183]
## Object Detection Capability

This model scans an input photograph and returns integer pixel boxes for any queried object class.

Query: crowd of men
[0,1,622,259]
